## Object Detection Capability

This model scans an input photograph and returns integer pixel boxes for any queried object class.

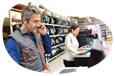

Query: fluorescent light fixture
[79,16,87,18]
[79,16,91,22]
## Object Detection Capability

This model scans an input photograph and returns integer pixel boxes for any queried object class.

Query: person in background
[5,5,52,73]
[63,24,86,67]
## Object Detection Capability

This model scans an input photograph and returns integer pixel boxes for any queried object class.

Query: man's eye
[33,21,38,23]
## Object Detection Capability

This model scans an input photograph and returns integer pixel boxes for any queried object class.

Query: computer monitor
[88,39,106,68]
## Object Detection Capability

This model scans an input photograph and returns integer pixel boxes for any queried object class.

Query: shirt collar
[70,33,77,37]
[16,24,37,36]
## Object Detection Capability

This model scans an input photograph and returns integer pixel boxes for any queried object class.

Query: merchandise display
[51,38,56,46]
[45,45,65,60]
[40,10,71,60]
[40,14,46,23]
[63,27,69,34]
[49,26,56,35]
[53,17,62,25]
[46,26,50,35]
[42,16,69,60]
[55,27,63,35]
[55,37,63,44]
[100,24,112,41]
[100,24,107,40]
[47,22,68,61]
[40,12,70,61]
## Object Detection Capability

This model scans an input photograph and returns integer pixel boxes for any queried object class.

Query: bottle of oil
[107,35,112,41]
[107,28,112,41]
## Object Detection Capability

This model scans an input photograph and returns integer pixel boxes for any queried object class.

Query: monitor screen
[88,39,106,68]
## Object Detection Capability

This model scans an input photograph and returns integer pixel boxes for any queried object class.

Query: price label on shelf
[103,47,110,56]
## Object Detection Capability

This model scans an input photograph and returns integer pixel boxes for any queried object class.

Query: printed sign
[103,47,110,56]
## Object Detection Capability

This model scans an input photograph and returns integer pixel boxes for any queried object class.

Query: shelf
[12,18,21,22]
[48,51,65,62]
[49,34,67,37]
[101,31,109,33]
[5,16,70,27]
[101,28,109,30]
[43,23,70,28]
[0,12,21,22]
[52,43,65,48]
[0,4,25,11]
[101,34,107,35]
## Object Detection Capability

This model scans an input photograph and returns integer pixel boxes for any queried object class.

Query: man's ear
[23,17,27,23]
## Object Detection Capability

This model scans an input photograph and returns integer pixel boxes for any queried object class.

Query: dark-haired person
[5,5,52,73]
[63,24,86,67]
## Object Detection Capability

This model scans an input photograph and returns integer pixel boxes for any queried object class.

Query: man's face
[25,13,41,33]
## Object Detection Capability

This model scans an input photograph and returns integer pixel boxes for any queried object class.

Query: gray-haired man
[5,5,52,73]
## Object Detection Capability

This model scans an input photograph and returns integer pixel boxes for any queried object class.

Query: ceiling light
[79,16,87,18]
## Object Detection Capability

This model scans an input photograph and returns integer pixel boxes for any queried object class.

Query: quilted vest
[6,24,46,72]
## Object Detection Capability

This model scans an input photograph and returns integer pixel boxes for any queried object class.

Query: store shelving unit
[44,23,69,61]
[43,22,68,61]
[49,34,67,37]
[0,8,21,33]
[52,43,65,48]
[43,23,70,28]
[99,24,107,40]
[100,25,112,41]
[40,9,71,62]
[48,51,65,62]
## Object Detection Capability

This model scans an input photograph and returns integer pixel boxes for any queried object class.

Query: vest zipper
[33,34,46,70]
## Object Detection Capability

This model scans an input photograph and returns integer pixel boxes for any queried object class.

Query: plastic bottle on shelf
[109,29,111,32]
[102,25,103,29]
[107,35,112,41]
[90,42,92,46]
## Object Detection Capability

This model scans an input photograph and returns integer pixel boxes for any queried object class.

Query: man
[5,5,52,73]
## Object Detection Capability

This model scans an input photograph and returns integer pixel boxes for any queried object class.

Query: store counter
[72,45,92,67]
[72,52,90,67]
[72,41,115,70]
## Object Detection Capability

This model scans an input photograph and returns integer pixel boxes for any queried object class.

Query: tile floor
[48,53,65,71]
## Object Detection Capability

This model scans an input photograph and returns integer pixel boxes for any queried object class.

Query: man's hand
[41,69,52,74]
[37,22,46,35]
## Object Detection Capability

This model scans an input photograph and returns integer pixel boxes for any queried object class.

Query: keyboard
[59,69,77,74]
[79,49,89,55]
